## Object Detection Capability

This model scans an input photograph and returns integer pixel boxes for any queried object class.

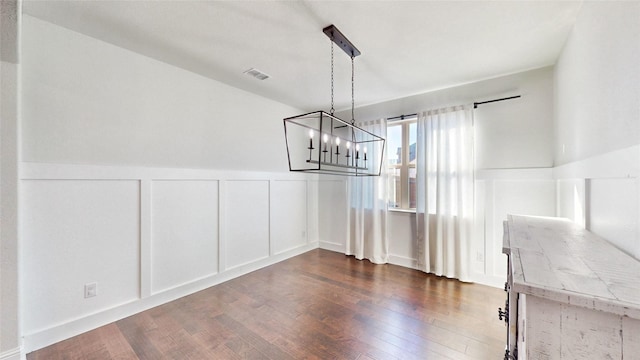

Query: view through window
[387,117,417,210]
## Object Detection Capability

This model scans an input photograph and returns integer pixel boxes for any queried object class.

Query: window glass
[409,122,417,165]
[408,167,417,209]
[388,168,401,208]
[387,125,402,165]
[387,117,416,210]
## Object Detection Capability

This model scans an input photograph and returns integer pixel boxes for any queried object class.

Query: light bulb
[335,138,340,145]
[323,134,328,143]
[346,142,351,149]
[356,144,360,151]
[308,129,314,138]
[364,147,367,153]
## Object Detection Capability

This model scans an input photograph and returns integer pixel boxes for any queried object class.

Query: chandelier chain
[330,40,335,115]
[351,55,355,125]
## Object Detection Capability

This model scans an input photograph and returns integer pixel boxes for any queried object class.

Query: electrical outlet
[84,282,97,298]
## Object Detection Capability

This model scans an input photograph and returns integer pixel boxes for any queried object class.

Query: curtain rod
[387,94,522,121]
[387,113,418,121]
[473,95,521,109]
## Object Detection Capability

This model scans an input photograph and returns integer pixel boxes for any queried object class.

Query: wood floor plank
[28,249,506,359]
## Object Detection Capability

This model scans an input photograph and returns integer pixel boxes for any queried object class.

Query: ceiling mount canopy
[322,24,361,58]
[283,24,385,176]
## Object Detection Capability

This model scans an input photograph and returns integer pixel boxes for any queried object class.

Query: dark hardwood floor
[28,249,506,359]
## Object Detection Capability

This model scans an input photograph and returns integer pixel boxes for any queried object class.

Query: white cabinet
[502,215,640,359]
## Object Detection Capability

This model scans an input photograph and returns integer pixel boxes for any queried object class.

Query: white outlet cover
[84,282,97,298]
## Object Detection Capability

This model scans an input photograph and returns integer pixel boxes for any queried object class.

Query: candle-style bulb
[346,142,351,149]
[322,133,329,162]
[307,129,314,153]
[356,144,360,151]
[335,137,340,145]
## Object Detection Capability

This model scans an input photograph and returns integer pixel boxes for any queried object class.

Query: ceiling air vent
[243,68,270,80]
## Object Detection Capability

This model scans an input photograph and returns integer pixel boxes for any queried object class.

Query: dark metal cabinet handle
[498,307,509,322]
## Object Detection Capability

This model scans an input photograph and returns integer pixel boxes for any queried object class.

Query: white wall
[554,1,640,260]
[324,68,557,287]
[337,66,555,170]
[19,15,321,353]
[21,16,300,171]
[1,1,22,359]
[554,2,640,166]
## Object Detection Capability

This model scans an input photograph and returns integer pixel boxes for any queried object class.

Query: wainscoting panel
[317,179,348,251]
[590,177,640,259]
[21,179,140,335]
[150,180,219,294]
[20,163,318,353]
[556,178,586,227]
[554,145,640,261]
[388,210,416,266]
[315,170,557,288]
[473,169,556,287]
[224,180,270,270]
[473,180,487,275]
[490,179,556,276]
[270,180,308,255]
[306,181,320,245]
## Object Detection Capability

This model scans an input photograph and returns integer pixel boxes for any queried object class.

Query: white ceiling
[23,0,583,112]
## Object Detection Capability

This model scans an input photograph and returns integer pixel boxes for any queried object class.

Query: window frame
[387,116,417,211]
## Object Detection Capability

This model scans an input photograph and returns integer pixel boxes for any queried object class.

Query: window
[387,117,417,210]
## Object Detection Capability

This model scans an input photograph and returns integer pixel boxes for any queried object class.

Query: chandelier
[283,25,385,176]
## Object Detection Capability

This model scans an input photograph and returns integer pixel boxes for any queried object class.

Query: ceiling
[23,0,583,112]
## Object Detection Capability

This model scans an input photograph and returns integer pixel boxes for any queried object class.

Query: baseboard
[23,243,318,353]
[389,256,506,289]
[388,254,418,269]
[471,272,507,289]
[319,241,344,253]
[0,347,24,360]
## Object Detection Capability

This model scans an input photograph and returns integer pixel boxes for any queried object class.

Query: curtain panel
[415,105,474,281]
[346,119,389,264]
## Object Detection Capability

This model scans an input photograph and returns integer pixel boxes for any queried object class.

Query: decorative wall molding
[20,161,319,181]
[0,347,24,360]
[317,167,556,289]
[27,157,636,352]
[19,162,323,353]
[553,145,640,260]
[473,167,556,288]
[476,167,553,180]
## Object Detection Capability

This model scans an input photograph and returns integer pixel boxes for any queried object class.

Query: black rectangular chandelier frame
[283,111,386,176]
[283,25,386,176]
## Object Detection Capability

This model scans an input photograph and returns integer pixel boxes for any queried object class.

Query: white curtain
[346,118,389,264]
[415,105,474,281]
